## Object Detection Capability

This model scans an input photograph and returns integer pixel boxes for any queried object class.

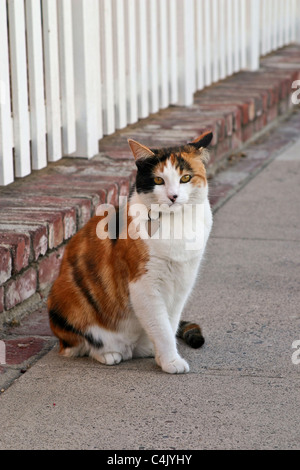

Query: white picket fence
[1,0,300,186]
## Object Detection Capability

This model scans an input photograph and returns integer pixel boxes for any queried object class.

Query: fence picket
[212,0,219,81]
[42,0,62,162]
[114,0,127,129]
[240,0,247,68]
[204,0,212,85]
[8,0,31,178]
[126,0,138,124]
[195,0,205,88]
[138,0,149,118]
[149,0,159,113]
[233,0,239,72]
[219,0,226,79]
[1,0,299,185]
[0,0,14,185]
[248,0,260,71]
[159,0,169,108]
[169,0,178,104]
[72,0,100,157]
[25,0,47,170]
[178,0,196,105]
[100,0,115,135]
[227,0,234,76]
[57,0,76,155]
[290,0,296,42]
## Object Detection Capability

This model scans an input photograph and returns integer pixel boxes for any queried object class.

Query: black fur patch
[49,307,103,349]
[176,320,205,349]
[70,257,101,314]
[135,151,192,194]
[84,332,103,349]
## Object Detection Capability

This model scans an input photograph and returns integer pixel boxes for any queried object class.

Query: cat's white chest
[146,198,212,262]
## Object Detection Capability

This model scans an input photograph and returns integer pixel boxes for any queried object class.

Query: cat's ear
[187,131,213,164]
[188,131,213,150]
[128,139,155,162]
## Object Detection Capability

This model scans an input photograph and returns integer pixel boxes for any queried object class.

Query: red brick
[0,209,64,249]
[63,208,76,239]
[278,97,290,116]
[30,225,48,260]
[119,179,130,198]
[0,224,48,261]
[267,105,278,124]
[0,195,91,232]
[0,233,30,273]
[232,107,242,132]
[215,137,232,161]
[260,90,269,112]
[216,83,262,120]
[253,113,267,133]
[130,170,137,186]
[30,210,64,248]
[0,286,4,313]
[199,91,255,126]
[9,181,108,205]
[216,118,225,142]
[241,102,250,125]
[77,199,92,227]
[5,268,37,310]
[0,246,12,285]
[106,183,119,206]
[231,129,243,150]
[38,247,65,291]
[225,113,233,136]
[6,305,53,336]
[0,223,47,261]
[4,337,47,365]
[242,123,254,143]
[208,182,234,208]
[196,103,241,134]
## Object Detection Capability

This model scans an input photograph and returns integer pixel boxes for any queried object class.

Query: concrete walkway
[0,135,300,450]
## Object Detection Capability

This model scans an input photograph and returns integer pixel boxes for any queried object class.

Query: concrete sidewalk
[0,131,300,450]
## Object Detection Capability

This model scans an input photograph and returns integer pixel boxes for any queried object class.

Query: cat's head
[128,131,213,209]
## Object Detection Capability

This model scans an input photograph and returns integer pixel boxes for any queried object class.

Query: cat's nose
[168,194,178,203]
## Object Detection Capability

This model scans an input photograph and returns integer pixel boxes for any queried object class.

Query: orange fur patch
[48,208,149,345]
[181,151,207,186]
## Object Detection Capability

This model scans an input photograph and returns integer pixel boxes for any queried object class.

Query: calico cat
[48,131,213,374]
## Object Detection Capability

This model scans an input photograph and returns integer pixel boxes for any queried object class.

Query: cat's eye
[180,174,192,183]
[154,176,164,185]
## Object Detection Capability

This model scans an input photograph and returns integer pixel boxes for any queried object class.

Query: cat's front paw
[96,352,122,365]
[159,356,190,374]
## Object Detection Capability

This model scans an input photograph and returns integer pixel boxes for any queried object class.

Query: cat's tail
[176,321,205,349]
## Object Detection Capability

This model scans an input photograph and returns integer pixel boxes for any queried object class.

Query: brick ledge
[1,45,300,325]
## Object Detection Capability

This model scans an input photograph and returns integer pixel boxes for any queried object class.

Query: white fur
[85,163,212,374]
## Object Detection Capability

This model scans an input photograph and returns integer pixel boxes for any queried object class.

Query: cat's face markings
[128,132,213,206]
[153,157,194,206]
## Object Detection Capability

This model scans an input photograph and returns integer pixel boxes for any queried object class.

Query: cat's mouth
[163,200,183,212]
[168,200,180,207]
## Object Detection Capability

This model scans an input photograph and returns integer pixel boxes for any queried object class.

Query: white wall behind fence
[1,0,300,185]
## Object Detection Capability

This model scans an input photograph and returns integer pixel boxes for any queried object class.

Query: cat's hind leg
[86,325,134,365]
[90,350,123,365]
[60,341,88,358]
